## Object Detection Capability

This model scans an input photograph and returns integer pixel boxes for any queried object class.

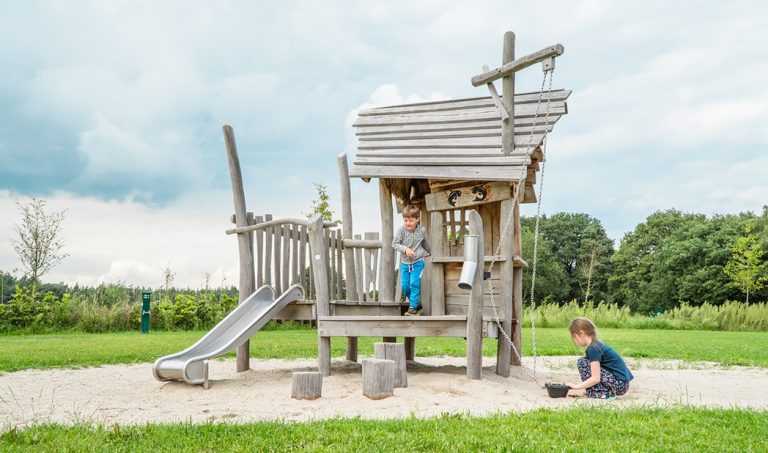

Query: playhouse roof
[349,89,570,181]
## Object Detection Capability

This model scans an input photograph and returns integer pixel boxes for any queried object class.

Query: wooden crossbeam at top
[471,43,564,87]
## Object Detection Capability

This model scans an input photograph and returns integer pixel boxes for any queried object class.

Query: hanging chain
[486,67,554,383]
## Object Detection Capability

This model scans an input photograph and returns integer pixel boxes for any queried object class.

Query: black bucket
[545,383,569,398]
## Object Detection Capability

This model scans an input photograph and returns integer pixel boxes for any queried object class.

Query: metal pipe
[458,235,479,290]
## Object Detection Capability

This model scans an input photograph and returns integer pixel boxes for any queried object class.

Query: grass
[1,327,767,373]
[1,408,766,452]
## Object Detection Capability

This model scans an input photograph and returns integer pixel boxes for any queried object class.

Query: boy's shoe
[404,305,423,316]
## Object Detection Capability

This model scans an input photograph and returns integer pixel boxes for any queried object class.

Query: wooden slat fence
[242,214,386,303]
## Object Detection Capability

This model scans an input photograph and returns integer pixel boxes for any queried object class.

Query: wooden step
[317,315,499,338]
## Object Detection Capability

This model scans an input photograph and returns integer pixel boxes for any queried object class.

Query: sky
[1,1,766,289]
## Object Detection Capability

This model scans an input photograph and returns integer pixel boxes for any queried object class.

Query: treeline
[1,206,766,333]
[0,279,242,334]
[520,206,768,313]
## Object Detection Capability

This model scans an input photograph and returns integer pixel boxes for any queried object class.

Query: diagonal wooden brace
[483,64,510,121]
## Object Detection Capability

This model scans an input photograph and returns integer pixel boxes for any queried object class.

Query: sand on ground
[2,356,767,428]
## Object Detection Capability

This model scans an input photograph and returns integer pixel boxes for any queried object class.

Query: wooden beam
[512,199,523,366]
[471,44,564,87]
[466,210,484,380]
[430,255,506,263]
[342,239,382,249]
[482,64,509,120]
[309,214,332,376]
[223,125,256,373]
[502,31,516,156]
[348,165,527,182]
[337,153,358,304]
[357,90,571,116]
[379,180,395,303]
[226,218,337,235]
[429,211,445,316]
[425,181,512,212]
[496,199,514,377]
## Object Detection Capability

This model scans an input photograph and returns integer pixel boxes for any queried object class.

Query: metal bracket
[542,57,555,72]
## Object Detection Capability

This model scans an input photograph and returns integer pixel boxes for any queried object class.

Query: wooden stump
[291,371,323,400]
[362,359,395,400]
[374,342,407,388]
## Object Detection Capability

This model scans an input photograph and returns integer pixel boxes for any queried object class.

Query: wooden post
[429,211,445,316]
[338,153,358,301]
[337,156,359,359]
[346,337,358,362]
[420,207,431,314]
[254,215,264,286]
[497,198,514,376]
[223,125,256,373]
[374,342,407,388]
[291,371,323,400]
[404,337,415,361]
[501,31,515,156]
[466,210,484,380]
[362,359,395,400]
[379,179,395,303]
[512,198,523,366]
[309,214,332,376]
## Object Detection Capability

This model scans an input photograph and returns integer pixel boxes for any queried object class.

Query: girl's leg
[576,357,612,399]
[408,260,424,309]
[400,263,411,302]
[598,369,630,396]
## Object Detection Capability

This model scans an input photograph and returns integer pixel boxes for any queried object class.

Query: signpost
[141,291,151,334]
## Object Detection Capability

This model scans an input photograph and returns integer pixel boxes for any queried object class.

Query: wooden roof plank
[358,135,544,149]
[349,164,527,180]
[354,120,559,136]
[354,156,531,166]
[353,106,566,128]
[355,146,536,157]
[356,123,553,140]
[358,90,571,116]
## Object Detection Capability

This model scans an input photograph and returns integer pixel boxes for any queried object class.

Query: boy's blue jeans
[400,259,424,309]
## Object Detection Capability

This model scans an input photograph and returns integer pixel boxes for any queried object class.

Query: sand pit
[2,356,767,428]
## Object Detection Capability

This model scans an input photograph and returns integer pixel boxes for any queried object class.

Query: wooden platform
[317,315,498,338]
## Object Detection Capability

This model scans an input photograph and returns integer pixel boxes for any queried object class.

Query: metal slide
[152,284,305,387]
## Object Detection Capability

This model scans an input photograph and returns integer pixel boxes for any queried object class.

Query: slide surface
[153,284,305,385]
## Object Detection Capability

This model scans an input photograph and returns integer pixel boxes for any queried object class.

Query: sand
[2,356,767,428]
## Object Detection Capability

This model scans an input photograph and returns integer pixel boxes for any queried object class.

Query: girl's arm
[567,361,601,390]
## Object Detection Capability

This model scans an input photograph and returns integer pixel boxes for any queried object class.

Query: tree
[580,242,599,303]
[724,226,767,303]
[11,198,68,284]
[304,182,336,221]
[520,227,567,304]
[162,265,175,297]
[523,213,614,303]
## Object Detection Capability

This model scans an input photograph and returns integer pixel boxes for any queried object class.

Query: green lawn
[2,408,766,452]
[1,327,767,373]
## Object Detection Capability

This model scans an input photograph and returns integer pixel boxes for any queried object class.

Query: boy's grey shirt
[392,224,432,264]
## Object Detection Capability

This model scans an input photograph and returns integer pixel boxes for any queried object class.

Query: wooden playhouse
[223,32,570,380]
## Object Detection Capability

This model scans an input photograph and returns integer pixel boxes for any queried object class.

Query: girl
[566,317,633,399]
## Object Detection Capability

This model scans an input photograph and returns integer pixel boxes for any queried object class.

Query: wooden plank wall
[248,214,384,303]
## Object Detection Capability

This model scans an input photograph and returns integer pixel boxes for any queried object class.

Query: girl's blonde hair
[569,317,598,339]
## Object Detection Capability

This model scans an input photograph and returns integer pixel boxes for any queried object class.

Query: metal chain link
[486,67,555,383]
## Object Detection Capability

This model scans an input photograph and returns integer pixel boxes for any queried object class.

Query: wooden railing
[228,214,387,303]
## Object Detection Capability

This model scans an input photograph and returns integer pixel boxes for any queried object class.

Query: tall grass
[523,300,768,331]
[2,281,767,333]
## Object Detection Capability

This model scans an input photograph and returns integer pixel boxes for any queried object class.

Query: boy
[392,205,431,316]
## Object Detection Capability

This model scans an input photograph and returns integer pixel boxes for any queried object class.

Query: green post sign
[141,291,152,334]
